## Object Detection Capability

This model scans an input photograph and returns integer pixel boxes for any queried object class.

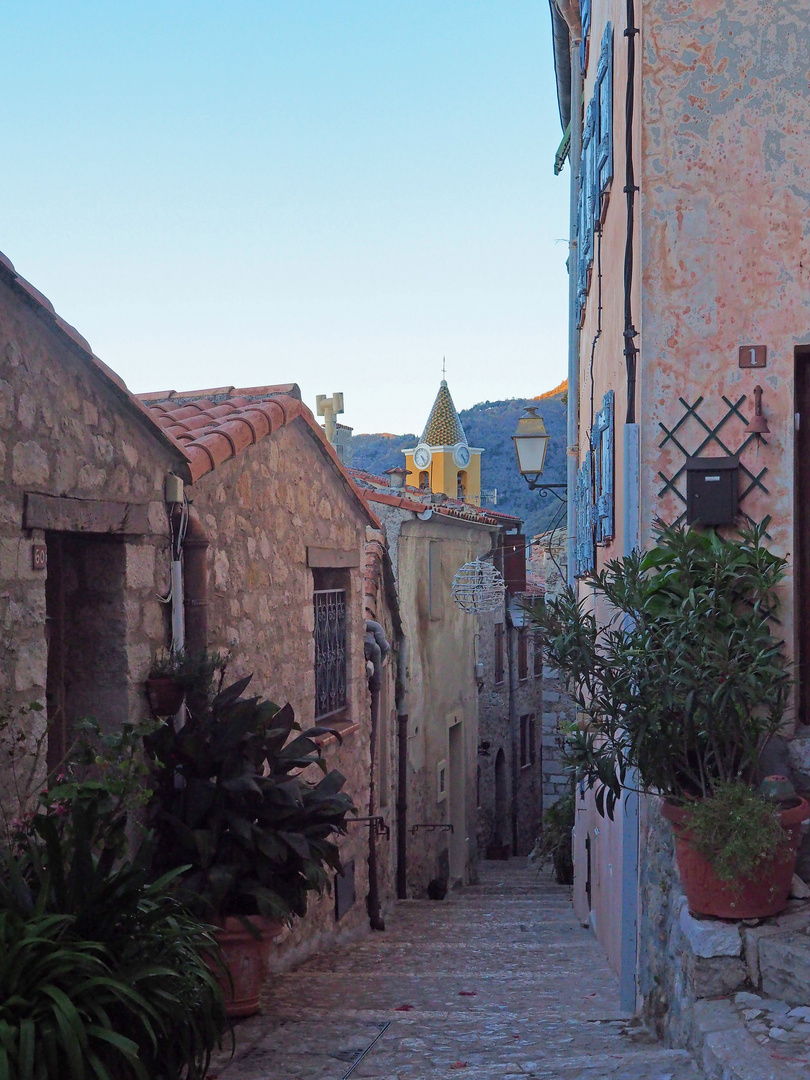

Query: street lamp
[512,407,566,501]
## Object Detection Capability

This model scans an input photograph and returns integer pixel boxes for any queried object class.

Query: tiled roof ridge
[420,380,468,447]
[0,249,191,469]
[360,486,519,528]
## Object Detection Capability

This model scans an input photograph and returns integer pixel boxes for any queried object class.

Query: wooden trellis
[657,394,771,535]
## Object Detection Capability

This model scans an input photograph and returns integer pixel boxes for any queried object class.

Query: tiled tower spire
[421,380,467,446]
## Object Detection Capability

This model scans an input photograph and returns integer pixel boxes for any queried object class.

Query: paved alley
[212,860,705,1080]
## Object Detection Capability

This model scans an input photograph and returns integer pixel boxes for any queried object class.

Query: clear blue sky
[1,2,569,435]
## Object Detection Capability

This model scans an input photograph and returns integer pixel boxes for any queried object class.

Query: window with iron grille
[314,588,347,720]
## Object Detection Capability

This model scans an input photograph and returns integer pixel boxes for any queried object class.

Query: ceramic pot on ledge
[662,797,810,920]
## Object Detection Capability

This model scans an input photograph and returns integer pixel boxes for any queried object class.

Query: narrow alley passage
[211,860,706,1080]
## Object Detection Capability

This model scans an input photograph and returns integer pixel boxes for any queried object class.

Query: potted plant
[530,522,808,918]
[143,673,357,1015]
[534,791,575,885]
[145,648,226,717]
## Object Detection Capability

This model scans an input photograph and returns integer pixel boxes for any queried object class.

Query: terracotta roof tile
[139,386,381,530]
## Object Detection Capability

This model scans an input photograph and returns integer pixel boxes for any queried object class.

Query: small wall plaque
[32,543,47,571]
[739,345,767,369]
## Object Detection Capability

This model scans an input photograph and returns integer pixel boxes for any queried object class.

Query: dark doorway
[797,349,810,727]
[45,533,128,772]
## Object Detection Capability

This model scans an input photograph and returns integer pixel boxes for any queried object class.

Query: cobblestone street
[211,860,705,1080]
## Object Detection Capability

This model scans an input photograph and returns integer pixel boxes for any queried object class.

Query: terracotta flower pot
[146,676,185,717]
[211,916,285,1018]
[662,797,809,919]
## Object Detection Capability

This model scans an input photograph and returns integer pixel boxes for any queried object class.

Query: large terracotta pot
[662,797,809,919]
[212,916,285,1017]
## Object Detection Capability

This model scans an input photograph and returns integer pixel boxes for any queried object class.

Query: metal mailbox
[685,457,739,526]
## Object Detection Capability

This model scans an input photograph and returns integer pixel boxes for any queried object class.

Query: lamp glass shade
[512,408,550,476]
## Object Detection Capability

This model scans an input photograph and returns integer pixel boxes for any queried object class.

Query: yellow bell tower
[403,379,482,503]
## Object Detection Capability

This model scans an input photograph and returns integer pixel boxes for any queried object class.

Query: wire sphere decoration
[450,559,506,614]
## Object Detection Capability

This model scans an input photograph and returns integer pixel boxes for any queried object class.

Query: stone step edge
[690,998,807,1080]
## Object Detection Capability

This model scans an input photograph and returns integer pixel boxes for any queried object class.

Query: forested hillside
[350,386,567,537]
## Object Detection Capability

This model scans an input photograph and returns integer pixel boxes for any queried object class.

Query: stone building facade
[0,251,186,820]
[0,249,401,968]
[141,387,400,964]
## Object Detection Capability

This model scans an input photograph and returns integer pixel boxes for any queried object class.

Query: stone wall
[0,273,179,825]
[186,417,387,962]
[476,609,543,858]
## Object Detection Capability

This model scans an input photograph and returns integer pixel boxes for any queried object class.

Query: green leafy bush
[530,523,791,819]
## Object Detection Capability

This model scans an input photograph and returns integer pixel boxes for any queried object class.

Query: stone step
[759,931,810,1006]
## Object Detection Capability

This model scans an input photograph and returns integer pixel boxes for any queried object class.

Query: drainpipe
[365,619,389,931]
[395,637,408,899]
[505,605,519,854]
[183,506,209,654]
[566,25,583,588]
[168,502,188,653]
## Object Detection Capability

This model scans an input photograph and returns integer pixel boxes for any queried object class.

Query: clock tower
[403,379,482,503]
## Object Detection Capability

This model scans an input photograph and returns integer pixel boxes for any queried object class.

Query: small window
[494,623,504,685]
[428,541,443,621]
[419,471,429,489]
[437,759,447,802]
[520,714,536,768]
[518,629,529,682]
[456,472,467,499]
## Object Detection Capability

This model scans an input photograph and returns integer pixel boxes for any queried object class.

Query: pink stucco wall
[640,0,810,667]
[573,0,810,980]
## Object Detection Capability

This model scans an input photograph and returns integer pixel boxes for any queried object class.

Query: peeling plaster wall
[395,515,490,894]
[640,0,810,659]
[572,0,810,987]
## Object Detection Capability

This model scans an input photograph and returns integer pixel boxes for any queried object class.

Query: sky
[1,1,570,436]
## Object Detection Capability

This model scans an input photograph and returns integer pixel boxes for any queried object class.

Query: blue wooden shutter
[592,390,615,543]
[577,103,597,318]
[579,0,592,71]
[574,453,594,578]
[596,24,614,198]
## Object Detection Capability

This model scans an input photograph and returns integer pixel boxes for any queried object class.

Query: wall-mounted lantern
[512,407,566,501]
[744,385,770,437]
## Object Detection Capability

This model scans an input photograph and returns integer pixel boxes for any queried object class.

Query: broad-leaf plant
[144,674,357,921]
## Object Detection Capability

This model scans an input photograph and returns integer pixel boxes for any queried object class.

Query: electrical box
[685,457,738,526]
[164,473,184,504]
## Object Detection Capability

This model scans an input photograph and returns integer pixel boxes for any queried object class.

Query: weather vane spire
[442,356,446,381]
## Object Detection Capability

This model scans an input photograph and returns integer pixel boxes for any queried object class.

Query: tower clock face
[453,443,471,468]
[413,444,432,469]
